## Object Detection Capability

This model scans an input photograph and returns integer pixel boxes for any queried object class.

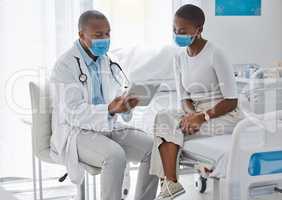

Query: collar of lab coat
[75,39,102,67]
[68,41,115,103]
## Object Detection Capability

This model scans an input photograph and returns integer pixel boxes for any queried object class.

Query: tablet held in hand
[124,82,161,106]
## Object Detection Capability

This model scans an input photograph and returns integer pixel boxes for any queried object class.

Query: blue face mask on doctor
[89,38,110,56]
[174,34,195,47]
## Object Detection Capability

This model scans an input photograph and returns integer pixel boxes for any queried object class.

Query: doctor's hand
[179,112,205,135]
[108,96,139,115]
[125,96,139,109]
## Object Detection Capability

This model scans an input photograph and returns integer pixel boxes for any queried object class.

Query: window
[94,0,174,48]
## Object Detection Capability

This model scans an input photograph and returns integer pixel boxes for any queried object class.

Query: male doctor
[50,10,158,200]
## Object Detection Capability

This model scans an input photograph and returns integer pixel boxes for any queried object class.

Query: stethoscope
[74,55,129,88]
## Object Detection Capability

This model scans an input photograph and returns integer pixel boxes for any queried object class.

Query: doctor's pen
[121,73,130,92]
[122,71,130,90]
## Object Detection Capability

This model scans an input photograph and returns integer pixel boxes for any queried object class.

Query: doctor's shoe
[155,178,185,200]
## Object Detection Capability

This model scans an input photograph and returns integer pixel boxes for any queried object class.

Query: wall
[201,0,282,66]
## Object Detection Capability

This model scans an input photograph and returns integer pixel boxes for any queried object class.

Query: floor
[0,170,213,200]
[1,171,281,200]
[0,177,76,200]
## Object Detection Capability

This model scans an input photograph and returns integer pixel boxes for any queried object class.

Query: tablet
[124,82,161,106]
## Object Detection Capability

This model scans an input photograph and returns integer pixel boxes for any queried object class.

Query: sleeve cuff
[120,110,133,122]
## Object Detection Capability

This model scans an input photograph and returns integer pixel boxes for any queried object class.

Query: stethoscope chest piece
[75,56,88,85]
[79,73,87,84]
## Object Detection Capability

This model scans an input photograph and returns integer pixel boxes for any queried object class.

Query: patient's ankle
[166,176,178,183]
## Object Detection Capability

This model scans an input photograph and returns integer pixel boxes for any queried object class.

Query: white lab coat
[49,42,131,184]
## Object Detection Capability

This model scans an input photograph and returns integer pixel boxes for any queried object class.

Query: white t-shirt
[174,42,237,103]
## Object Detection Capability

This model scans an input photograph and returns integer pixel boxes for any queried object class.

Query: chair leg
[32,151,37,200]
[38,159,43,200]
[93,176,97,200]
[85,174,89,200]
[213,178,220,200]
[77,179,86,200]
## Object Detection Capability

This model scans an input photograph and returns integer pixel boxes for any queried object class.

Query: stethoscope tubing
[74,55,129,87]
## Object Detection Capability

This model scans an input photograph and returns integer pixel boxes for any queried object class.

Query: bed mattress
[182,135,233,178]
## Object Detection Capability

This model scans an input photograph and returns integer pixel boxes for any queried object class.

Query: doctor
[50,10,158,200]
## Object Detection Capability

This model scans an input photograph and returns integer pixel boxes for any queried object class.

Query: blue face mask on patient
[90,38,110,56]
[174,34,194,47]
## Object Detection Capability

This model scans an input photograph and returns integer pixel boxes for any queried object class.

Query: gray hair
[78,10,108,31]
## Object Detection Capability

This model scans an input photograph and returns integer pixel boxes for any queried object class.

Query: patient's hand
[180,112,205,135]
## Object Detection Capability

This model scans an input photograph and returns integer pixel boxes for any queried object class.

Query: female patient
[150,4,242,200]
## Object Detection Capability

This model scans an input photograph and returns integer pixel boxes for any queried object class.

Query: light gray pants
[77,128,159,200]
[150,100,242,178]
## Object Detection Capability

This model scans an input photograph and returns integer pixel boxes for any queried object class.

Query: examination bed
[113,46,282,199]
[126,78,282,200]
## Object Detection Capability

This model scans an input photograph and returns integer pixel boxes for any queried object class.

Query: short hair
[175,4,205,27]
[78,10,108,31]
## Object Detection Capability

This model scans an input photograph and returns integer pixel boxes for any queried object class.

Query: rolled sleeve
[120,110,133,122]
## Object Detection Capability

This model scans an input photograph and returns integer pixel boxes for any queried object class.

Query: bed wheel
[195,176,207,193]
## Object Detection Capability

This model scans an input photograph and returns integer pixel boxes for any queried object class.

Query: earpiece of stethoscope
[74,56,87,85]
